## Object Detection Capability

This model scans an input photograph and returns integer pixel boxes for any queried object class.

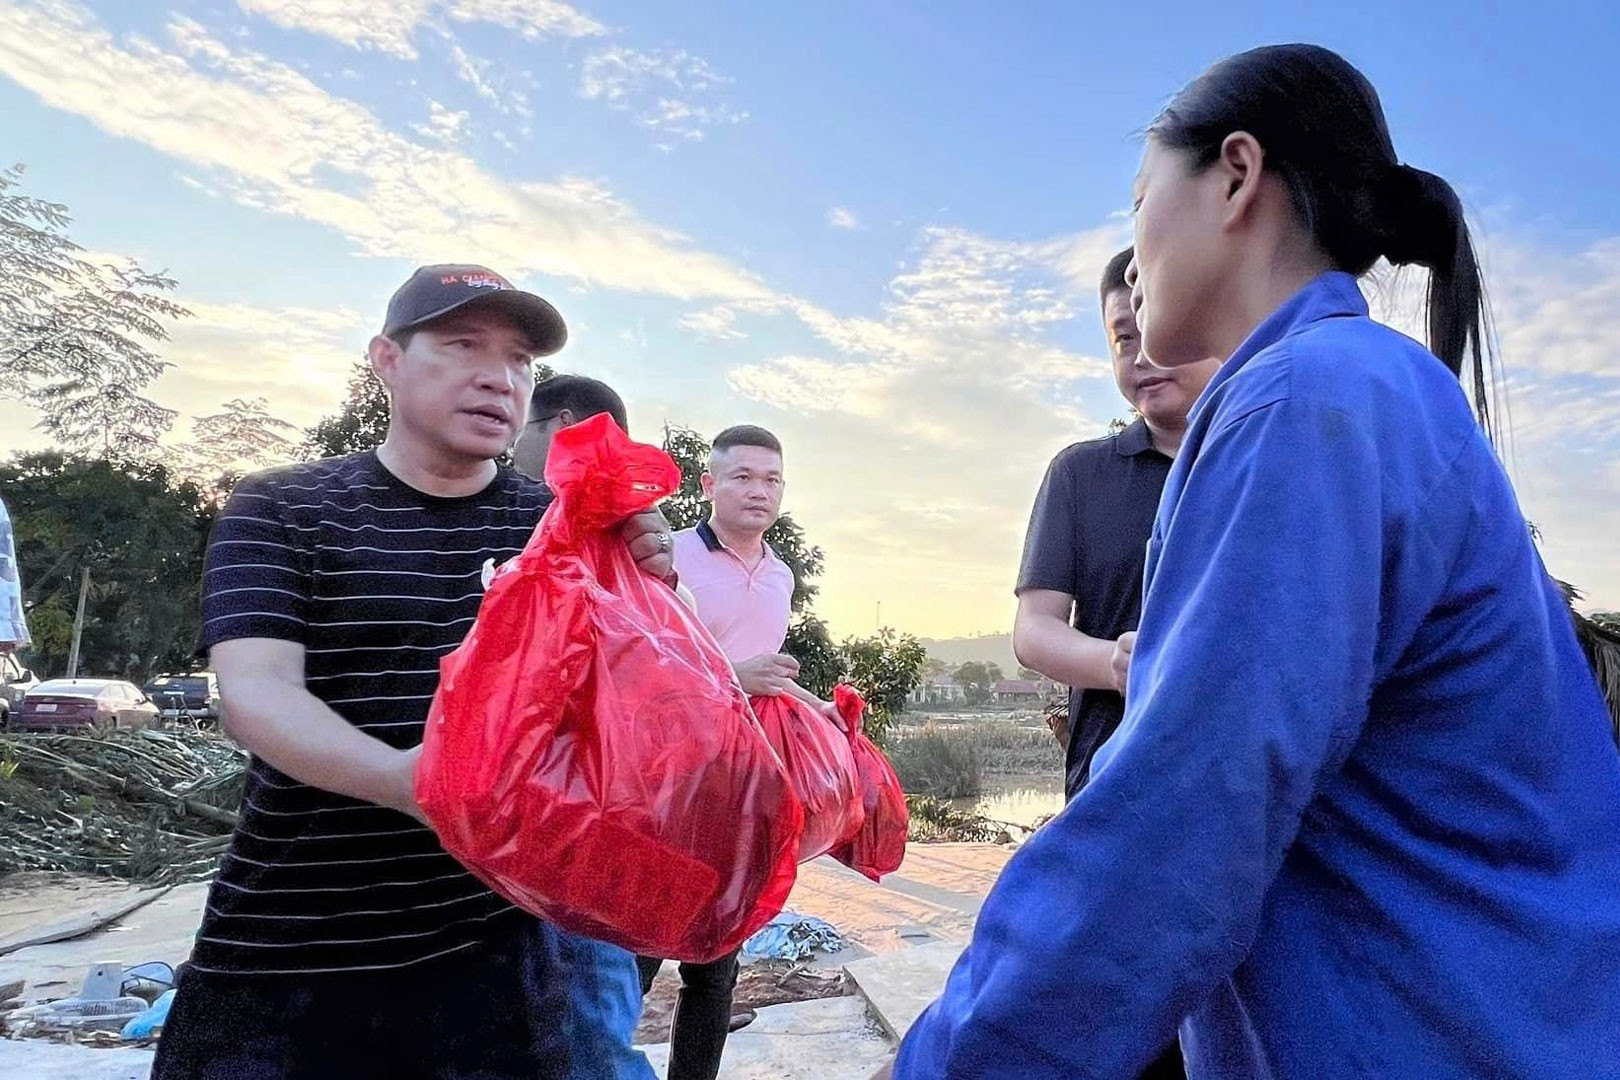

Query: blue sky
[2,0,1617,636]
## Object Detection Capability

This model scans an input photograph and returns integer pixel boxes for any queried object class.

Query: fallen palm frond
[1574,610,1620,749]
[1557,581,1620,749]
[0,728,246,883]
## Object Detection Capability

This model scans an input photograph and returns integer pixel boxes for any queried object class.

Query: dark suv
[142,672,221,723]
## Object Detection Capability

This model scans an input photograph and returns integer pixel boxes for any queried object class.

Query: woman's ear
[1216,131,1267,228]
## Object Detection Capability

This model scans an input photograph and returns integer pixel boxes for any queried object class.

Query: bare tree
[180,396,301,502]
[0,164,189,458]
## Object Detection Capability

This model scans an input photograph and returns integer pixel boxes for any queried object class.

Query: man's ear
[368,335,402,389]
[699,471,716,501]
[557,408,575,428]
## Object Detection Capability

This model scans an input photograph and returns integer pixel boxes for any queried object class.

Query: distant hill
[917,633,1019,677]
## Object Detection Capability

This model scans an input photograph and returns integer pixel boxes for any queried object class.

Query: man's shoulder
[671,526,712,566]
[491,466,549,510]
[672,523,716,548]
[1046,431,1132,475]
[234,452,379,498]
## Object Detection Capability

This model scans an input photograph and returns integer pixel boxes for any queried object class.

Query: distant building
[991,678,1063,705]
[910,674,968,706]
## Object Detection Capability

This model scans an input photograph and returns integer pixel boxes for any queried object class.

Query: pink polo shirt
[672,521,795,662]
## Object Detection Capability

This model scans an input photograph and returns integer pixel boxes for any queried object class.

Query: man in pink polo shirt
[636,423,829,1080]
[674,424,833,714]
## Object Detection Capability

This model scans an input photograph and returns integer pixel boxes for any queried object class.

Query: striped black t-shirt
[193,452,549,974]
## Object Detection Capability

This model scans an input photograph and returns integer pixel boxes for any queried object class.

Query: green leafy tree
[841,628,927,744]
[658,423,713,532]
[303,361,392,459]
[4,452,211,680]
[0,165,189,458]
[783,614,843,699]
[952,660,1004,706]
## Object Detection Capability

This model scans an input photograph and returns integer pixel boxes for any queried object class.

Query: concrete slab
[637,996,892,1080]
[0,1039,155,1079]
[785,845,1009,958]
[0,876,150,949]
[844,941,964,1042]
[0,884,207,1004]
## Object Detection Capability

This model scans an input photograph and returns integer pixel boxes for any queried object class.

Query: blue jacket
[896,273,1620,1078]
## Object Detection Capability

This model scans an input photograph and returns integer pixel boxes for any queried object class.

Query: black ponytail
[1149,44,1500,441]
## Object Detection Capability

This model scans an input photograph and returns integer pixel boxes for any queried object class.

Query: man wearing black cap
[151,266,667,1079]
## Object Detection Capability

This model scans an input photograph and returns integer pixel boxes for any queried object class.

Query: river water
[949,771,1066,829]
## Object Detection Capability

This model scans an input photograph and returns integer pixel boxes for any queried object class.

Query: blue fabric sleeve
[896,398,1385,1079]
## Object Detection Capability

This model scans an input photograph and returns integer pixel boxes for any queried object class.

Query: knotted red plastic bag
[750,694,864,863]
[827,684,908,881]
[416,413,802,963]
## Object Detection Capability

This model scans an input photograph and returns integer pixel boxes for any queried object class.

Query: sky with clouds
[1,0,1616,638]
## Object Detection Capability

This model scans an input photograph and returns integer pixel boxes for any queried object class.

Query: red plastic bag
[750,694,864,863]
[827,684,909,881]
[416,413,803,963]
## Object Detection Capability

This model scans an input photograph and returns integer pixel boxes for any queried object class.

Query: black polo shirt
[1016,419,1172,800]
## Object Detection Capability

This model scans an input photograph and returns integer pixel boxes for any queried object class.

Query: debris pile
[0,729,246,883]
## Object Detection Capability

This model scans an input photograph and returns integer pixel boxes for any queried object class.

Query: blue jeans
[558,931,657,1080]
[151,913,654,1079]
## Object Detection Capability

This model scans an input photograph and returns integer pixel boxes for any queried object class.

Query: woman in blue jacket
[893,44,1620,1079]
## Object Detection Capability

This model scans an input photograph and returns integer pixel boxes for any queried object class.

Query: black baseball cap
[382,264,568,357]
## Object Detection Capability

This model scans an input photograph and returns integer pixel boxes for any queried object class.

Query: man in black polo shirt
[153,266,670,1080]
[1014,248,1220,797]
[1011,247,1219,1078]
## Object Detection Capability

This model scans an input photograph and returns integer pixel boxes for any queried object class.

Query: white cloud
[1489,237,1620,381]
[579,46,746,143]
[827,207,861,230]
[175,172,220,197]
[441,42,535,119]
[725,221,1620,633]
[446,42,500,106]
[156,301,365,422]
[234,0,604,60]
[719,224,1126,635]
[412,99,468,144]
[676,305,746,340]
[0,3,769,302]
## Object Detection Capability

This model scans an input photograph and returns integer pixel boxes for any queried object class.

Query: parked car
[142,672,221,722]
[0,652,39,729]
[14,679,162,732]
